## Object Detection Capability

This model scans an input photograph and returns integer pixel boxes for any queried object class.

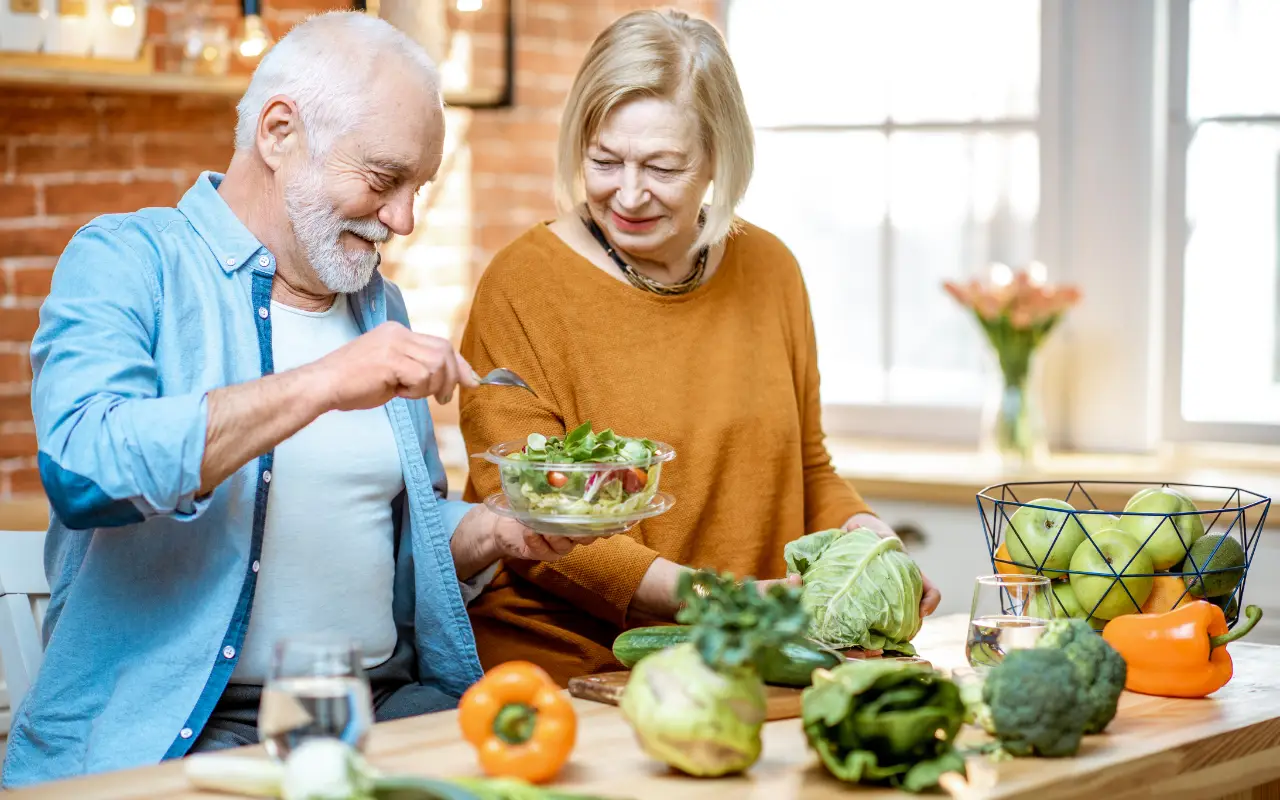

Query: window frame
[1162,0,1280,446]
[725,0,1060,445]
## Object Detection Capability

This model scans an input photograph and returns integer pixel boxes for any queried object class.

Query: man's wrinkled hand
[306,320,478,412]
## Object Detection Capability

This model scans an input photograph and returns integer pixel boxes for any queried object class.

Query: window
[1167,0,1280,443]
[726,0,1042,438]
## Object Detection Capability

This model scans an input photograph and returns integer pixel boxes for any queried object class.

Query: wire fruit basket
[976,481,1270,632]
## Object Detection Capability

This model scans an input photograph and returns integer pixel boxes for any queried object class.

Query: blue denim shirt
[1,172,486,789]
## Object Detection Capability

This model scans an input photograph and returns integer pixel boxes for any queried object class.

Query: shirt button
[258,307,268,319]
[258,255,270,267]
[224,257,235,267]
[252,560,260,573]
[262,469,271,484]
[180,728,193,739]
[223,646,236,659]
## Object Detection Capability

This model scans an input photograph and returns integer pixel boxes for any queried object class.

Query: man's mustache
[344,217,390,244]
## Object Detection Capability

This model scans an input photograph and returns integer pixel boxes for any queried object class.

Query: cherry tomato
[620,468,648,494]
[547,471,568,488]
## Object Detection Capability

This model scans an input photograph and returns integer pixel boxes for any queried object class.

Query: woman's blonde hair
[554,9,754,254]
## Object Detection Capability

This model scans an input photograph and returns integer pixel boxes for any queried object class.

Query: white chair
[0,530,48,736]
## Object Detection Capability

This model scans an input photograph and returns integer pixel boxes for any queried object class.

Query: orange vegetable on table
[458,661,578,784]
[1101,600,1262,699]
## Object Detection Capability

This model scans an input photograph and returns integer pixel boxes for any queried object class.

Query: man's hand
[199,322,479,495]
[307,320,479,410]
[844,512,942,618]
[451,505,580,581]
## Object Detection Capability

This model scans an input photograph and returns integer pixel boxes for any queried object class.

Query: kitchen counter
[824,437,1280,522]
[11,613,1280,800]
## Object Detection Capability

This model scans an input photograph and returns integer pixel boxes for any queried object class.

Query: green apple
[1069,528,1154,620]
[1118,487,1206,570]
[1124,485,1193,512]
[1027,581,1108,629]
[1005,498,1087,577]
[1078,512,1119,539]
[1028,580,1086,619]
[1123,487,1160,511]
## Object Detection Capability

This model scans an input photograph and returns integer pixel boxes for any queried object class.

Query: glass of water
[259,634,374,760]
[966,574,1054,670]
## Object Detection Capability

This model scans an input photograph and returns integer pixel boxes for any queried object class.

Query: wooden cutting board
[567,672,806,720]
[568,656,930,721]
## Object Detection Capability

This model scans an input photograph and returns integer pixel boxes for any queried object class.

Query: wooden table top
[10,613,1280,800]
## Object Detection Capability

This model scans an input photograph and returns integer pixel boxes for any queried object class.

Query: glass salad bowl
[474,423,677,538]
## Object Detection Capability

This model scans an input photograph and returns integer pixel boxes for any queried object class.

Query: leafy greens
[618,570,809,778]
[510,422,657,465]
[801,660,968,793]
[500,422,662,517]
[784,527,924,654]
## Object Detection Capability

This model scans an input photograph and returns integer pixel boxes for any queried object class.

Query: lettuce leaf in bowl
[784,527,924,654]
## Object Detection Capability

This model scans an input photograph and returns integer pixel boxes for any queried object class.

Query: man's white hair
[234,10,441,156]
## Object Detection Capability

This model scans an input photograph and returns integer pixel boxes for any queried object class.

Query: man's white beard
[284,159,390,294]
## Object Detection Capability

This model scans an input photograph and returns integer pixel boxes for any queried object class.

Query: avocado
[1182,534,1245,598]
[1210,591,1240,620]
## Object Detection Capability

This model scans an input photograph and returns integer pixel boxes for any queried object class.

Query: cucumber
[757,640,844,687]
[613,625,692,667]
[612,625,842,687]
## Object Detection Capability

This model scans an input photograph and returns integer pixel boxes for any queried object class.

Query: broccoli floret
[956,672,995,735]
[1036,617,1127,734]
[982,648,1090,758]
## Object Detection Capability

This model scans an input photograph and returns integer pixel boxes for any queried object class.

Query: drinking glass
[965,573,1054,670]
[258,634,374,760]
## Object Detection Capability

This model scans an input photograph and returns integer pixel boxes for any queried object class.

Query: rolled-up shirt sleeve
[31,223,212,529]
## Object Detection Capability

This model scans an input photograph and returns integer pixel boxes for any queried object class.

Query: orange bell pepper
[1101,600,1262,699]
[458,661,578,784]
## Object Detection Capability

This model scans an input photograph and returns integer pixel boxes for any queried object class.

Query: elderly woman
[458,9,939,684]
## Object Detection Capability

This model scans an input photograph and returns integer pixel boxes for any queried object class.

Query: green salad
[500,422,664,517]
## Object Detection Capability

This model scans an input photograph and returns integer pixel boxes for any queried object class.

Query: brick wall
[0,0,721,500]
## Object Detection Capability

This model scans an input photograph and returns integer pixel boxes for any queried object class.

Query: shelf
[0,45,249,97]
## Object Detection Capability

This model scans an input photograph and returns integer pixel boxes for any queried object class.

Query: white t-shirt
[231,294,405,683]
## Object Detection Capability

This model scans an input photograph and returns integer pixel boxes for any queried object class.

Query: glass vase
[981,361,1048,473]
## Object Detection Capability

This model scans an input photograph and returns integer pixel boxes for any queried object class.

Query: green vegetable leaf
[801,660,967,793]
[510,422,657,467]
[901,752,967,794]
[674,570,809,673]
[784,528,924,653]
[564,421,592,447]
[620,440,650,461]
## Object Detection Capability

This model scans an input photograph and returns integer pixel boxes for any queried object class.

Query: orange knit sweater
[457,220,873,685]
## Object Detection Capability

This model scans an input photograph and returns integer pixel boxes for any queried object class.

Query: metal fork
[472,367,537,397]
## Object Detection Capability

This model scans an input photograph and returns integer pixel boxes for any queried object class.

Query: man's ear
[256,94,302,171]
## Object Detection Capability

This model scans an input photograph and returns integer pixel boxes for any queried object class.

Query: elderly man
[1,11,572,789]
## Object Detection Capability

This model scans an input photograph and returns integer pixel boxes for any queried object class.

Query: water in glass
[259,635,374,760]
[965,573,1054,669]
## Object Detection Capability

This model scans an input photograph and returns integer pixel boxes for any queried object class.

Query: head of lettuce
[784,527,925,655]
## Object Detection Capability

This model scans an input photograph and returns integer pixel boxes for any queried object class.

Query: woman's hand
[844,512,942,618]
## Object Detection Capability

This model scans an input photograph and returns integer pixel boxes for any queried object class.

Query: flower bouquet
[944,263,1081,470]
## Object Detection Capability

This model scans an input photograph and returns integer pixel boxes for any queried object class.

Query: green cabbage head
[785,527,924,654]
[618,642,766,777]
